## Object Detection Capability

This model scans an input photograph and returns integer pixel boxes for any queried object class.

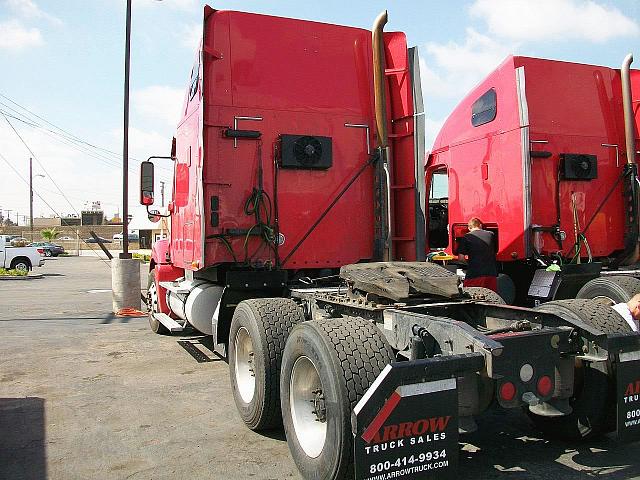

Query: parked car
[58,236,74,240]
[9,237,29,246]
[0,237,45,271]
[113,232,139,241]
[85,236,112,244]
[28,242,65,257]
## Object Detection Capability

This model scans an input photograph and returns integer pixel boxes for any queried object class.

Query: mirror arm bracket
[146,205,171,218]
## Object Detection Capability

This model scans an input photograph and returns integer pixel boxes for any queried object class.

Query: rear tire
[280,317,395,480]
[10,258,31,271]
[529,299,633,440]
[229,298,304,431]
[576,275,640,305]
[464,286,506,304]
[147,270,169,335]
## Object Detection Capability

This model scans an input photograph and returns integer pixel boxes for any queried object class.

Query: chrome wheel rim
[14,262,28,271]
[147,281,159,313]
[591,295,614,305]
[234,327,255,404]
[290,355,327,458]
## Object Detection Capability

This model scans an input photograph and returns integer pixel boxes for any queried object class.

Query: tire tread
[309,317,395,479]
[242,298,304,430]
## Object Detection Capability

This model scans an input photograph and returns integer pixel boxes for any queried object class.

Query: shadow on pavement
[459,406,639,479]
[0,397,47,480]
[177,335,227,363]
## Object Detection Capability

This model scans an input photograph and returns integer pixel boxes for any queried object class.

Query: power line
[3,112,84,218]
[0,151,111,267]
[0,92,174,170]
[0,104,173,175]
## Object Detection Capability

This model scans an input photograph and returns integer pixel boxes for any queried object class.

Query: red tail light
[537,375,553,397]
[37,248,44,255]
[499,381,516,402]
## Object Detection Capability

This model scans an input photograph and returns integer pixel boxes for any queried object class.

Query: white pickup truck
[0,236,45,271]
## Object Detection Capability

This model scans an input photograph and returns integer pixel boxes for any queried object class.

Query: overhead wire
[0,92,174,173]
[0,105,172,177]
[0,151,112,267]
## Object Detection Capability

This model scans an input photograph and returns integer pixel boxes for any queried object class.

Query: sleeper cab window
[471,88,497,127]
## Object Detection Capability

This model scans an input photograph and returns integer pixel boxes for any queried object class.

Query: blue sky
[0,0,638,221]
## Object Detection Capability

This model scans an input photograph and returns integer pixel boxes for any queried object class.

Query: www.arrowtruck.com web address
[365,460,449,480]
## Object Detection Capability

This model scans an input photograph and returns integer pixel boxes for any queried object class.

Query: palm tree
[41,227,60,242]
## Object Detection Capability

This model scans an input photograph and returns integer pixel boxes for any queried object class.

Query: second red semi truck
[139,5,640,480]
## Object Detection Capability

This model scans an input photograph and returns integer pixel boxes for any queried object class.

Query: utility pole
[5,209,12,226]
[160,181,165,207]
[29,157,33,240]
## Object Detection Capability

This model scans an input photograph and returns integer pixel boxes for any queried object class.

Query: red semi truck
[426,54,640,305]
[139,6,640,480]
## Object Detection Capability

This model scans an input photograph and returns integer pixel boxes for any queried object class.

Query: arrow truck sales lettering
[624,380,640,404]
[365,416,451,453]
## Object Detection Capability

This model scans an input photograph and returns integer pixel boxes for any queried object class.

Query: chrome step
[153,312,185,332]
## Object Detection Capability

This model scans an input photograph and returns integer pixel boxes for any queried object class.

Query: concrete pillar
[111,257,141,312]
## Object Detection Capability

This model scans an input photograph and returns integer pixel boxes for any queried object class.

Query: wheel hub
[311,389,326,422]
[290,355,327,458]
[147,282,159,313]
[235,327,256,403]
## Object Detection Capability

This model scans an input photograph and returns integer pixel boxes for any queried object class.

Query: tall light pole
[121,0,132,259]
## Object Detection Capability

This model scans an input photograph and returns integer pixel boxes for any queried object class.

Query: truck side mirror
[147,209,162,223]
[140,161,155,205]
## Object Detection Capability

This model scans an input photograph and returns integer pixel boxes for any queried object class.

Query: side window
[471,88,497,127]
[427,169,449,248]
[188,56,200,101]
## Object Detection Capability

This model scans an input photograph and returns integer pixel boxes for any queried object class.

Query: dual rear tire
[280,318,395,480]
[530,299,633,440]
[228,301,395,480]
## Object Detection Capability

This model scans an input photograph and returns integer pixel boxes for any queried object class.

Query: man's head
[468,217,483,231]
[626,293,640,320]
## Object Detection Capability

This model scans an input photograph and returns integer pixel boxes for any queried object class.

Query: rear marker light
[537,375,553,397]
[499,381,516,402]
[37,249,44,255]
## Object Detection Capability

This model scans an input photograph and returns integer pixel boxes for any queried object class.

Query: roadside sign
[617,352,640,442]
[353,367,459,480]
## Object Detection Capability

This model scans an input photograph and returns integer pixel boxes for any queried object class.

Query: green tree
[41,227,60,242]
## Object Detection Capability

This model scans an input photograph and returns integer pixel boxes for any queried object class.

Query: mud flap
[352,353,483,480]
[617,351,640,442]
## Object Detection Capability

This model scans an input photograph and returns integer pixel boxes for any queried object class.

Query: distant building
[62,215,81,226]
[81,200,104,225]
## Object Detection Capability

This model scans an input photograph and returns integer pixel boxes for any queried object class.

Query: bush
[132,253,151,263]
[0,268,28,277]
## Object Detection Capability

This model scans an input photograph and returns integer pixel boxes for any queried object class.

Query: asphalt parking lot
[1,256,639,479]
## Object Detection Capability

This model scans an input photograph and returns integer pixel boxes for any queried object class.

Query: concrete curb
[0,273,44,281]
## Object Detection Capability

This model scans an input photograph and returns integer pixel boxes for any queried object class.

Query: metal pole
[29,157,34,240]
[120,0,132,259]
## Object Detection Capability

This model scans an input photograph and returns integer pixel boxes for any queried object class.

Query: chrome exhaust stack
[372,10,392,261]
[621,53,636,165]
